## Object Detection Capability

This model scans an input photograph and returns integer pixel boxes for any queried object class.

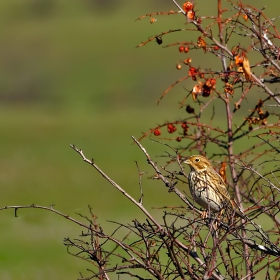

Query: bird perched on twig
[184,155,243,218]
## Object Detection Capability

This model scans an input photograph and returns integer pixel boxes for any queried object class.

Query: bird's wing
[208,168,232,199]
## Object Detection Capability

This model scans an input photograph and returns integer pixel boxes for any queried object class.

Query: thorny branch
[2,1,280,280]
[63,139,280,279]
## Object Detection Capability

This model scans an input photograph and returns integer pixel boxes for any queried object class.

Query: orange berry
[187,10,195,21]
[176,64,182,70]
[205,78,216,88]
[183,2,194,12]
[183,58,192,64]
[242,14,248,21]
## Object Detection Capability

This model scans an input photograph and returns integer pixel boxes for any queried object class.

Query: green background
[0,1,278,279]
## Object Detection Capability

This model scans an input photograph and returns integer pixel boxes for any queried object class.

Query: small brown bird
[184,155,243,217]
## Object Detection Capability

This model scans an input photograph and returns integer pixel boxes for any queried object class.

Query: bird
[184,155,243,218]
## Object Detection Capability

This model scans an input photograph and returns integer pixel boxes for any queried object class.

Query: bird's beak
[184,159,191,165]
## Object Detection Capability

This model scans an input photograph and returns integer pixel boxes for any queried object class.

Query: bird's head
[184,155,211,172]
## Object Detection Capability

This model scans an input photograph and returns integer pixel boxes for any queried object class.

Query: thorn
[14,208,18,218]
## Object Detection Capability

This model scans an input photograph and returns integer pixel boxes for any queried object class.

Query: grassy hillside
[0,0,278,279]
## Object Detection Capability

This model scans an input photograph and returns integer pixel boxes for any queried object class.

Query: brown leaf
[219,162,227,182]
[242,57,251,81]
[191,84,202,100]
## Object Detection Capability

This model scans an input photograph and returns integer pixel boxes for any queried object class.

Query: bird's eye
[195,158,200,162]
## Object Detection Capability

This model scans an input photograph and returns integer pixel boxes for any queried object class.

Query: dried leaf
[219,162,227,182]
[242,57,251,81]
[192,84,202,100]
[197,36,207,52]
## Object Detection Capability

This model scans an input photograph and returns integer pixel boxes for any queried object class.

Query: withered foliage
[2,1,280,280]
[60,2,280,279]
[64,1,280,279]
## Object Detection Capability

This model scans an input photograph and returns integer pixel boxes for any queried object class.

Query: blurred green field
[0,1,185,279]
[0,1,279,279]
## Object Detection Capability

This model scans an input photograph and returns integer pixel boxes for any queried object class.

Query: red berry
[179,46,184,53]
[154,129,161,136]
[199,73,205,79]
[167,124,176,133]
